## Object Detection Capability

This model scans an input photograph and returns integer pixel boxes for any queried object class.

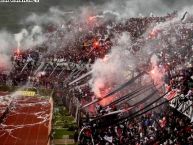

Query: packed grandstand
[0,4,193,145]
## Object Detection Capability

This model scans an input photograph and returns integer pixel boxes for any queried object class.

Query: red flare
[16,48,20,55]
[88,16,96,22]
[151,69,156,75]
[148,29,160,39]
[93,41,99,48]
[98,87,114,106]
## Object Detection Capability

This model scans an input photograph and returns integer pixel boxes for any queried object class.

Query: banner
[169,94,193,120]
[164,89,178,100]
[17,91,36,97]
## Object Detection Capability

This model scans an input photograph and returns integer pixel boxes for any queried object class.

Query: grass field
[53,106,76,143]
[54,128,74,139]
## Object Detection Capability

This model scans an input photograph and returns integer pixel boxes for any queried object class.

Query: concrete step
[62,135,69,139]
[54,139,74,145]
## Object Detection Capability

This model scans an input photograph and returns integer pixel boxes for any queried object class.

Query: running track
[0,95,52,145]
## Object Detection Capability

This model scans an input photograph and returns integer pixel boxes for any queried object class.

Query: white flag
[104,135,113,143]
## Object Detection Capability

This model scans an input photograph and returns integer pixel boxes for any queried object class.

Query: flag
[104,135,113,143]
[27,54,33,62]
[159,117,166,128]
[164,89,177,100]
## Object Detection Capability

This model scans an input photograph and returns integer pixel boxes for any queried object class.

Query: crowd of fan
[0,11,177,88]
[75,12,193,145]
[78,106,193,145]
[0,11,193,144]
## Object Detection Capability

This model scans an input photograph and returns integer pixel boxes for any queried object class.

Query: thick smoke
[15,26,45,50]
[0,31,16,72]
[90,32,138,99]
[0,29,44,73]
[102,0,193,19]
[0,26,45,73]
[24,7,73,26]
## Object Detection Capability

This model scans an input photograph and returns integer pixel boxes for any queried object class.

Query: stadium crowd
[0,11,193,145]
[78,107,193,145]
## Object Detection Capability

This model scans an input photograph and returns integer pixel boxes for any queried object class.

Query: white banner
[169,94,193,120]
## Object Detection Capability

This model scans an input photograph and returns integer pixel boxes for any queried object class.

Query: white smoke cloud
[14,29,28,48]
[90,32,137,96]
[102,0,193,19]
[0,31,16,73]
[0,27,45,74]
[24,7,73,26]
[14,25,45,51]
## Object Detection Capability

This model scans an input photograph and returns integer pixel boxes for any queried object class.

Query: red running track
[0,97,52,145]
